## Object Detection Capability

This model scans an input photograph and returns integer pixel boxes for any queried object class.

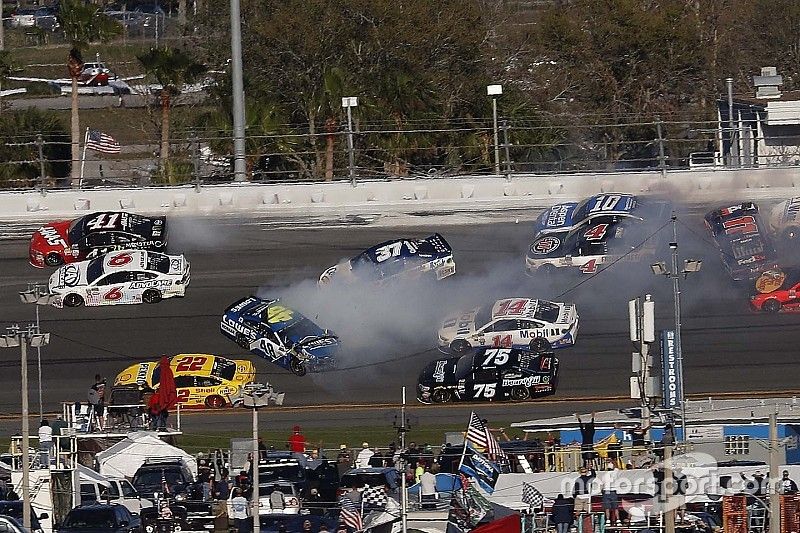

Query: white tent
[78,464,110,487]
[95,431,198,479]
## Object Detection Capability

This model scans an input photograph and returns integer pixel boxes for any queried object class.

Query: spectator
[197,453,211,482]
[600,462,620,525]
[415,461,425,484]
[230,488,250,533]
[336,445,352,477]
[51,415,68,457]
[355,443,374,468]
[214,472,230,500]
[625,423,650,448]
[258,437,267,460]
[369,450,384,468]
[406,442,421,470]
[288,425,306,453]
[38,419,52,467]
[741,471,767,497]
[656,423,676,459]
[576,413,596,467]
[572,466,596,515]
[302,519,313,532]
[88,374,106,430]
[420,464,436,496]
[550,494,574,533]
[781,470,798,495]
[386,443,397,468]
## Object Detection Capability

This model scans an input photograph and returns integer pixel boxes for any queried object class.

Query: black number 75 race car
[417,347,558,404]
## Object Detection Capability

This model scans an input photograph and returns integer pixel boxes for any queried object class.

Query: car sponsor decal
[545,204,573,227]
[433,361,447,382]
[531,236,560,254]
[136,363,150,384]
[63,264,81,286]
[502,375,546,387]
[229,297,258,313]
[129,279,172,289]
[38,226,67,247]
[222,317,252,337]
[755,269,786,294]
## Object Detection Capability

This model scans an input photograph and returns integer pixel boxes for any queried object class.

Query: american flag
[339,495,362,531]
[86,129,121,154]
[465,411,505,460]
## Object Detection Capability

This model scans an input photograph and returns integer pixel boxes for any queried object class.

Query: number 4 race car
[47,250,190,308]
[220,296,339,376]
[417,347,559,403]
[318,233,455,285]
[437,298,578,354]
[114,354,256,409]
[29,211,167,268]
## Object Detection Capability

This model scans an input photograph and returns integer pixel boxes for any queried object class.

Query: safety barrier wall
[2,167,800,223]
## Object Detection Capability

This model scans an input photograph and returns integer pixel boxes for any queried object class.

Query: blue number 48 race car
[220,296,339,376]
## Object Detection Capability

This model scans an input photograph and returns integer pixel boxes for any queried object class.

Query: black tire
[529,337,551,353]
[510,386,530,401]
[205,395,226,409]
[290,358,307,377]
[44,252,63,267]
[449,339,472,354]
[142,289,162,304]
[63,293,84,307]
[763,298,782,313]
[235,334,250,349]
[143,523,155,533]
[431,388,452,403]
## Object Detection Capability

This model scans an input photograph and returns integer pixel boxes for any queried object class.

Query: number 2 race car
[114,354,256,409]
[526,193,671,275]
[220,296,339,376]
[29,211,167,268]
[48,250,190,308]
[437,298,578,354]
[318,233,455,285]
[417,347,559,403]
[705,202,779,282]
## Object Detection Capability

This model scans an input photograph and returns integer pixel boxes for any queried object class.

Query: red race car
[29,211,167,268]
[750,270,800,313]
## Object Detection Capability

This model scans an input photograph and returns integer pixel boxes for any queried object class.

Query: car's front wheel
[45,252,63,267]
[529,337,551,353]
[763,298,782,313]
[450,339,472,354]
[64,293,84,307]
[510,386,530,401]
[142,289,162,304]
[431,388,452,403]
[205,395,226,409]
[290,358,307,377]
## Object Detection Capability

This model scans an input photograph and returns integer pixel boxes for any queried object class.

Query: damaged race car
[526,194,671,275]
[437,297,578,354]
[29,211,167,268]
[220,296,339,376]
[417,347,559,403]
[750,269,800,313]
[318,233,455,285]
[768,196,800,241]
[705,202,779,282]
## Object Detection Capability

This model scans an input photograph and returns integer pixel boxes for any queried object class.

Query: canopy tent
[95,431,197,479]
[77,464,111,487]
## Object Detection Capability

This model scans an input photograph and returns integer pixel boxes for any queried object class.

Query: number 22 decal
[176,356,207,372]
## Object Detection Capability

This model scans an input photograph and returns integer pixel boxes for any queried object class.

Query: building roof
[511,396,800,431]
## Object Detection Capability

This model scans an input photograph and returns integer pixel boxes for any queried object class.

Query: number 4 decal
[580,259,598,274]
[583,224,609,241]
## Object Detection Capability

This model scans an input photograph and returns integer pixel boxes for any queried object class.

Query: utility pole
[629,295,655,438]
[230,0,247,181]
[20,284,56,420]
[395,387,409,533]
[487,85,502,175]
[251,405,260,533]
[663,444,675,533]
[669,215,688,439]
[502,119,512,181]
[726,77,737,168]
[655,116,667,179]
[769,412,780,533]
[342,97,358,187]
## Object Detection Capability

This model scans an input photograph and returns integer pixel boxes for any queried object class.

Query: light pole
[19,283,57,420]
[487,84,503,175]
[1,324,50,530]
[228,383,284,533]
[230,0,247,181]
[342,96,358,187]
[394,387,409,533]
[651,213,702,440]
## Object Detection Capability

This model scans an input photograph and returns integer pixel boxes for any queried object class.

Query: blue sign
[661,330,682,409]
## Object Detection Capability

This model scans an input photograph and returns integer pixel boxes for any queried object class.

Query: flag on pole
[522,482,544,508]
[458,442,501,494]
[466,411,506,461]
[361,485,388,511]
[85,129,121,154]
[339,495,362,531]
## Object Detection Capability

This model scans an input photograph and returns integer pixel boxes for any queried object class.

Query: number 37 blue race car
[220,296,339,376]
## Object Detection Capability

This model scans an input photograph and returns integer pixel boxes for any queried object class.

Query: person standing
[88,374,106,431]
[600,462,620,525]
[336,445,352,477]
[38,419,52,468]
[572,466,596,516]
[355,443,374,468]
[781,470,799,494]
[230,488,250,533]
[551,494,575,533]
[577,413,596,468]
[288,425,306,453]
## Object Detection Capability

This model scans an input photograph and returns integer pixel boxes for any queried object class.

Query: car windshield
[64,509,116,528]
[86,257,104,283]
[454,354,474,379]
[533,301,561,323]
[68,218,85,244]
[134,470,185,488]
[259,464,305,482]
[259,484,295,497]
[475,306,492,328]
[214,359,237,381]
[146,253,170,273]
[341,473,392,489]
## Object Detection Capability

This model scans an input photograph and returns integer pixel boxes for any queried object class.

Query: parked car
[0,501,47,533]
[10,8,36,27]
[34,7,59,31]
[0,515,27,533]
[59,504,141,533]
[132,458,194,501]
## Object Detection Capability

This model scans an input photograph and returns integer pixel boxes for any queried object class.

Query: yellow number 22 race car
[114,354,256,409]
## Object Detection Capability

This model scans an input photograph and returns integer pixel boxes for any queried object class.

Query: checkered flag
[522,482,544,509]
[361,485,388,511]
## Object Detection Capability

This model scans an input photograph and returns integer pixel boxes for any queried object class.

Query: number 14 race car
[417,347,559,403]
[29,211,167,268]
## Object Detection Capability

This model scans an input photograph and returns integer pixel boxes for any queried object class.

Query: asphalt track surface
[2,211,800,438]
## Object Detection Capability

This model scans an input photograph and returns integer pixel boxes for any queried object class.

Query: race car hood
[49,262,87,291]
[418,357,460,386]
[533,203,578,236]
[438,308,480,339]
[30,220,71,255]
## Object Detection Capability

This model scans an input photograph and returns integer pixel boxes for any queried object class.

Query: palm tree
[57,0,120,184]
[137,47,206,182]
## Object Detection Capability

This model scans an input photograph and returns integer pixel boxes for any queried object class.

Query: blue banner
[660,330,682,409]
[458,442,501,494]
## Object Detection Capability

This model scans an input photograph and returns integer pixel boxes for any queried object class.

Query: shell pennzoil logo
[755,269,786,294]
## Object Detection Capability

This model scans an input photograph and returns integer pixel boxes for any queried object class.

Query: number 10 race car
[417,347,559,403]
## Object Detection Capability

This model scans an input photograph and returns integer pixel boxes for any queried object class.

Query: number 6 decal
[104,287,123,300]
[109,252,133,267]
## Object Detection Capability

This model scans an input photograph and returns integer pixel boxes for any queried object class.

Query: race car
[220,296,339,376]
[114,354,256,409]
[29,211,167,268]
[318,233,455,285]
[48,250,190,308]
[417,347,559,403]
[750,270,800,313]
[526,194,671,275]
[768,197,800,241]
[704,202,779,281]
[438,298,578,354]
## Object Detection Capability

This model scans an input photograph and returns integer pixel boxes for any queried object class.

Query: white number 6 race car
[48,250,190,308]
